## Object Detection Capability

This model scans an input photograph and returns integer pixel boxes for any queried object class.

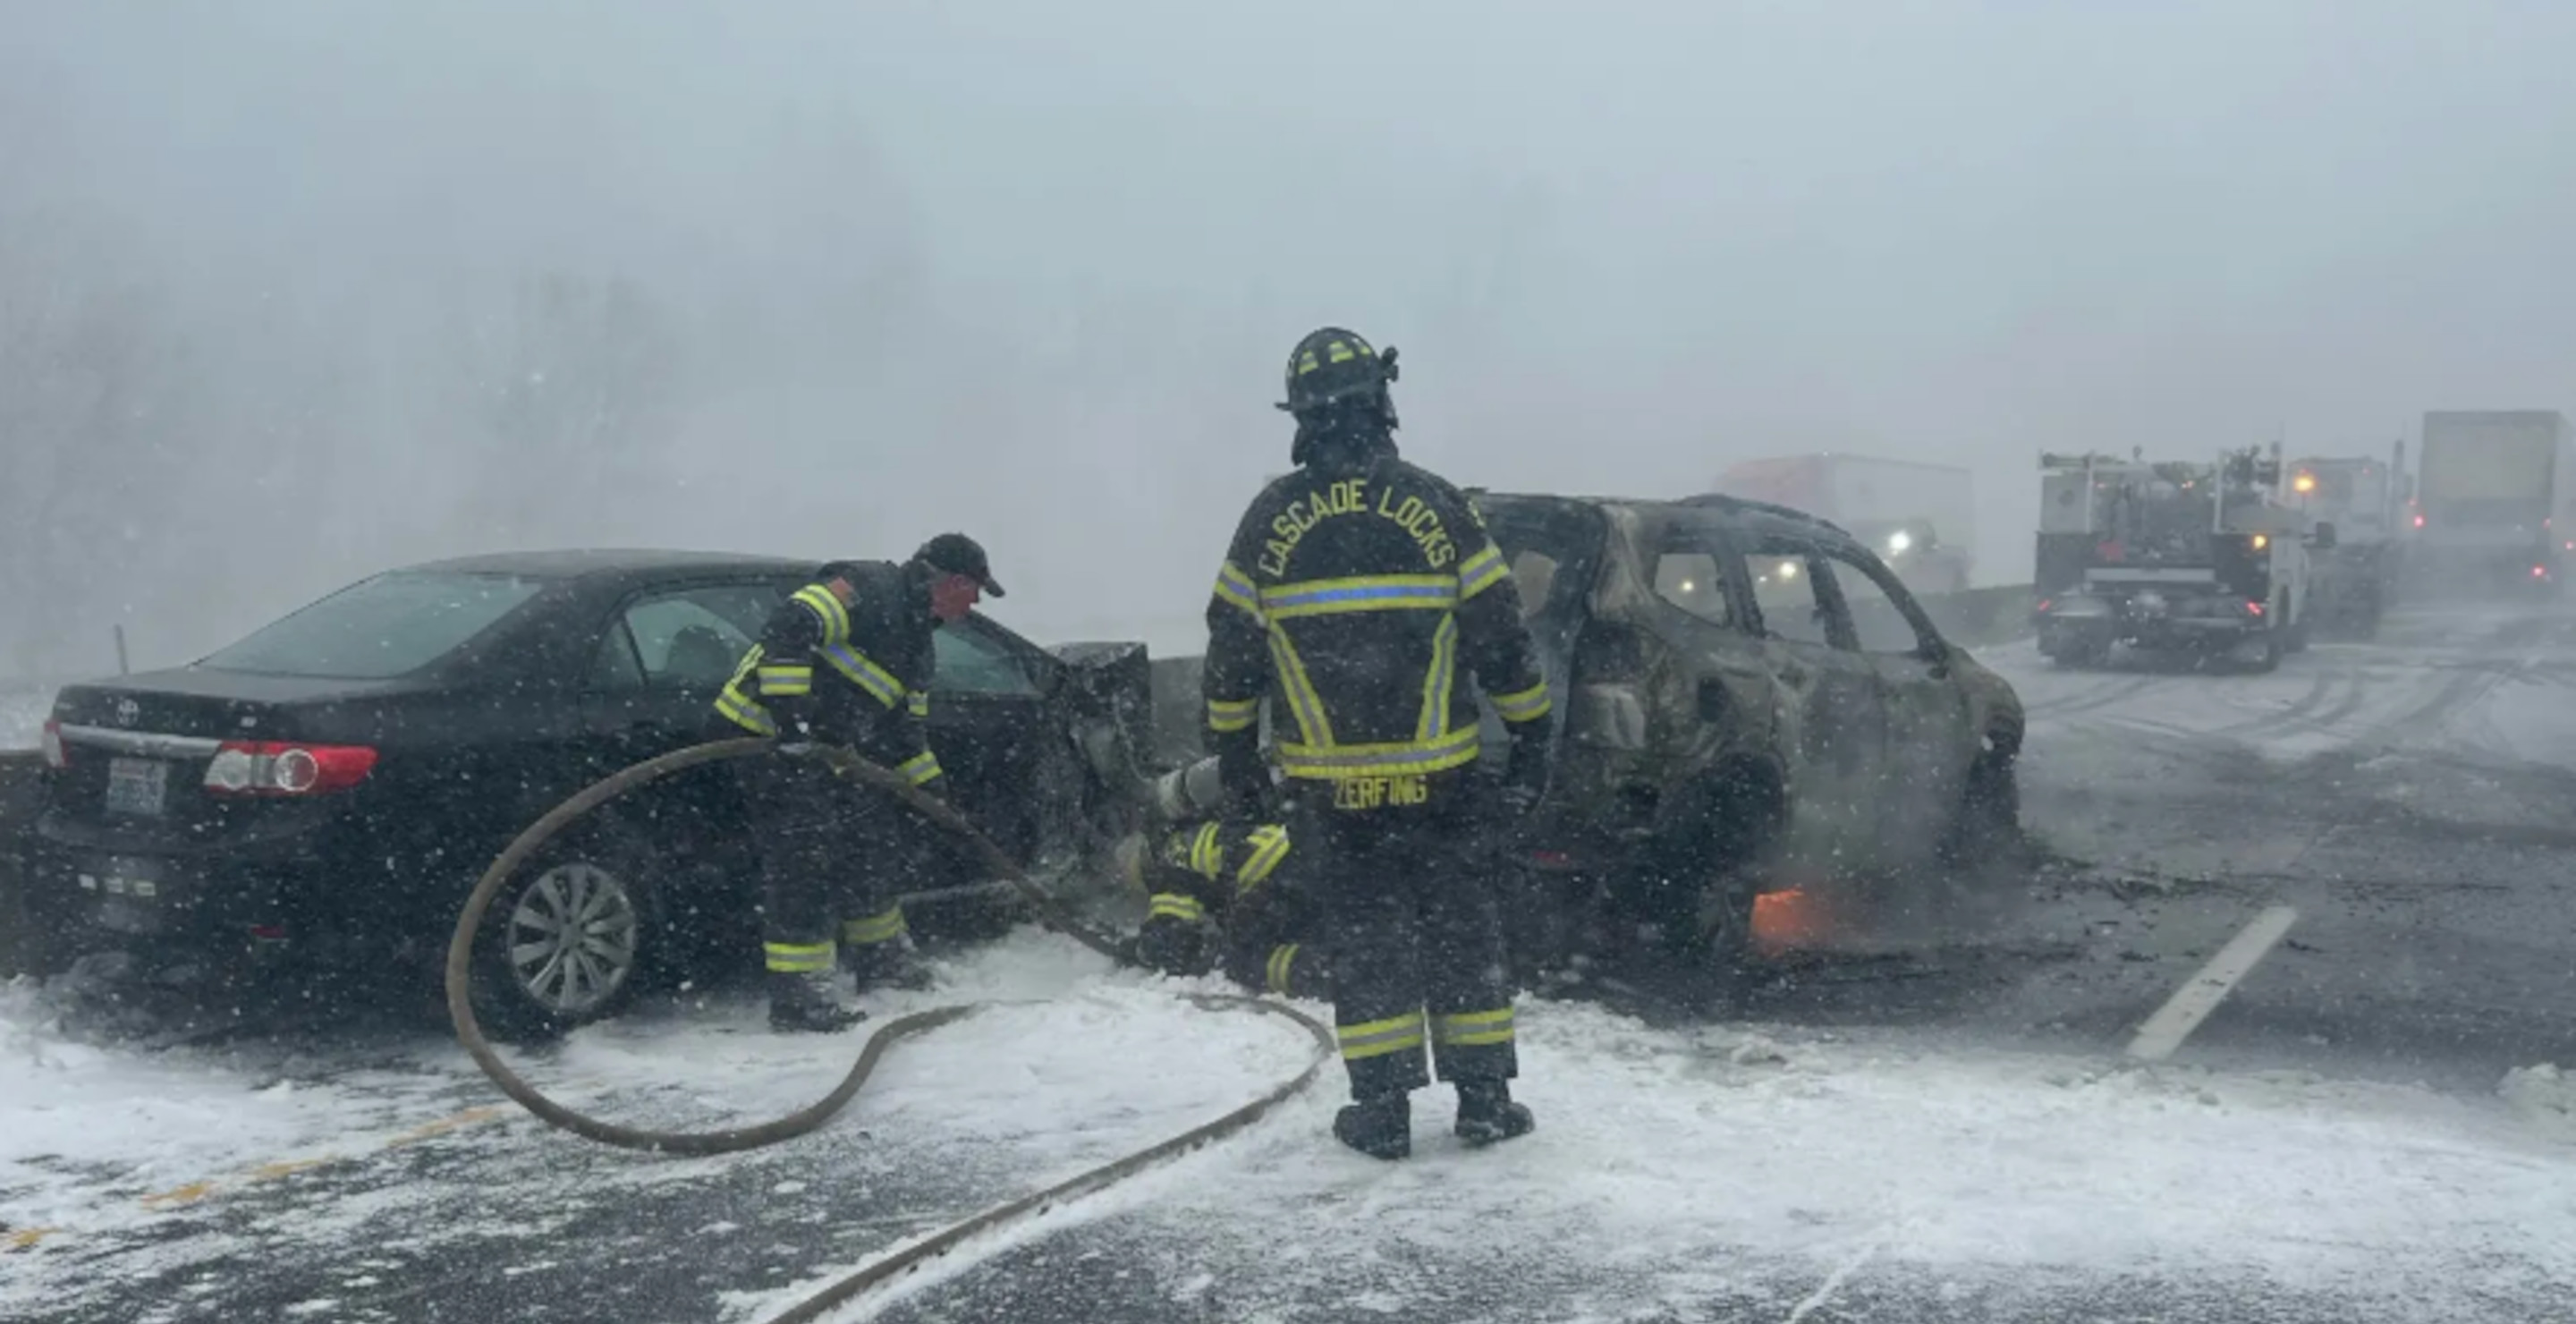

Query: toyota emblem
[114,698,140,727]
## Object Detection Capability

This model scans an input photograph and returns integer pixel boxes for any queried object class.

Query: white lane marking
[1784,1229,1885,1323]
[2124,904,2301,1062]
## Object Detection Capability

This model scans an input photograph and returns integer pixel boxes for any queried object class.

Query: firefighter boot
[1333,1092,1412,1161]
[768,972,868,1034]
[847,937,936,994]
[1453,1080,1536,1147]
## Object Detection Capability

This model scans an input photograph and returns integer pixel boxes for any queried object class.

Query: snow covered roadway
[7,600,2576,1322]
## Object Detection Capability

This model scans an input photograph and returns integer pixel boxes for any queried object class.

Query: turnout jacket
[1202,450,1555,808]
[1137,818,1320,996]
[714,560,947,794]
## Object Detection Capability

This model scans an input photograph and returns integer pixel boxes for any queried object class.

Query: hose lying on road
[445,737,1336,1317]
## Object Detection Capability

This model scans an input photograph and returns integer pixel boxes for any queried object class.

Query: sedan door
[1737,532,1890,872]
[580,579,794,769]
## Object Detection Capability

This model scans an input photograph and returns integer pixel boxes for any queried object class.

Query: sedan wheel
[504,861,642,1022]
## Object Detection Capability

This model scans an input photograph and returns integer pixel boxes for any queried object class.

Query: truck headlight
[1887,530,1913,554]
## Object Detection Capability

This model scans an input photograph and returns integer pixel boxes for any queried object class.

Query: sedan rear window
[196,572,547,679]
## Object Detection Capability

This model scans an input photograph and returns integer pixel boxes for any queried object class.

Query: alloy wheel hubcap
[506,862,640,1016]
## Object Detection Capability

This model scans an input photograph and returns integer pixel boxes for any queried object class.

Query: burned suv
[1471,491,2025,966]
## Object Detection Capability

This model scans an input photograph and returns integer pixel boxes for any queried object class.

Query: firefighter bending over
[1201,327,1557,1159]
[713,534,1005,1033]
[1125,808,1331,1001]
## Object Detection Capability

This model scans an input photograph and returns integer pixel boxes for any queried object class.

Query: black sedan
[28,550,1159,1033]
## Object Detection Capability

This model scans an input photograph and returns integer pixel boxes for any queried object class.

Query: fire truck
[2284,442,2411,635]
[2029,445,2325,672]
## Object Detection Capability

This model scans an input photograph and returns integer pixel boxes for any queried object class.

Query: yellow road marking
[382,1107,503,1149]
[19,1104,514,1251]
[139,1182,215,1209]
[247,1158,331,1181]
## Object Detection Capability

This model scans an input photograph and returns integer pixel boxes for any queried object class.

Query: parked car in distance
[29,550,1157,1035]
[1467,490,2026,971]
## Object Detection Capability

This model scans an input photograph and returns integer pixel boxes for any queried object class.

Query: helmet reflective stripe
[1281,327,1393,416]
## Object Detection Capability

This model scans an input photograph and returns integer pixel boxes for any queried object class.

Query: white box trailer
[1712,454,1977,592]
[2415,410,2575,590]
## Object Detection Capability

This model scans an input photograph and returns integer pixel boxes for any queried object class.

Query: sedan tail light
[40,718,66,769]
[204,742,377,796]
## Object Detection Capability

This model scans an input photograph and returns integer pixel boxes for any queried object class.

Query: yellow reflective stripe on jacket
[1208,696,1258,734]
[907,692,930,718]
[764,940,835,973]
[1186,822,1224,879]
[899,751,942,785]
[1266,943,1301,995]
[818,642,904,708]
[1276,727,1481,780]
[791,584,851,642]
[1336,1011,1427,1060]
[1432,1006,1516,1047]
[716,646,775,734]
[1457,545,1511,600]
[757,663,814,698]
[1259,574,1458,621]
[716,688,778,736]
[1148,893,1206,923]
[1264,627,1335,748]
[1236,824,1291,892]
[1415,615,1458,743]
[1213,561,1265,623]
[843,907,908,946]
[1491,679,1553,724]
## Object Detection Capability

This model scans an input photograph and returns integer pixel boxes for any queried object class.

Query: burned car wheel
[1939,740,2021,870]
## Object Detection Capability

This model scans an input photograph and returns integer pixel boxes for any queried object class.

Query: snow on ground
[0,978,495,1247]
[2474,666,2576,770]
[711,942,2576,1322]
[0,931,1318,1315]
[1985,603,2576,774]
[13,932,2576,1320]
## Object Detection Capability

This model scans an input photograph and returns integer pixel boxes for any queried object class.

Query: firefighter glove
[1135,912,1215,977]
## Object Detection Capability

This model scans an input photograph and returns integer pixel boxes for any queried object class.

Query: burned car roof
[1473,489,1863,547]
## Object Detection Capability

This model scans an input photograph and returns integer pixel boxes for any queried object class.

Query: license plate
[106,757,170,816]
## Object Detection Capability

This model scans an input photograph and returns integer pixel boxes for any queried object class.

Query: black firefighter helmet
[1276,327,1400,430]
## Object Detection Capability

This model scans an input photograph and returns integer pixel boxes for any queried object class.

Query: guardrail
[1910,582,2038,649]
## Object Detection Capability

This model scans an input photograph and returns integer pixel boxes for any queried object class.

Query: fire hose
[444,737,1336,1320]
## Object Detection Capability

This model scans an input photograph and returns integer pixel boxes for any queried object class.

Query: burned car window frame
[1738,532,1858,651]
[1808,543,1949,659]
[1643,521,1742,629]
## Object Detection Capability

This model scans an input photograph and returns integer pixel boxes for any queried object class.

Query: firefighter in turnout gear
[1125,811,1331,1001]
[713,533,1005,1033]
[1201,327,1557,1159]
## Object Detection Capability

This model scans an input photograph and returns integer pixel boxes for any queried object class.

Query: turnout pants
[734,753,919,974]
[1219,883,1331,1000]
[1308,795,1519,1100]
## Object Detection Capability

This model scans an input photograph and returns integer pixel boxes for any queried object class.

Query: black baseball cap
[914,532,1004,598]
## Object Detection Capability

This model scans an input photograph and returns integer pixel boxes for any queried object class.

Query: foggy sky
[7,0,2574,675]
